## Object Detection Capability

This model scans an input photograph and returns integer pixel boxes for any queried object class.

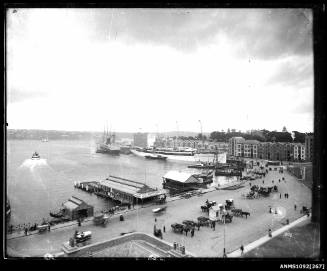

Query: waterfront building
[292,143,306,161]
[229,137,305,162]
[162,171,202,192]
[62,196,94,220]
[154,137,228,153]
[228,137,259,158]
[305,133,313,162]
[98,175,165,204]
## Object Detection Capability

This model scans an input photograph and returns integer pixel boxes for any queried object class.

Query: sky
[6,8,313,133]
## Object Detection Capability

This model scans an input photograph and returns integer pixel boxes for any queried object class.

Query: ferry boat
[31,151,41,160]
[131,147,227,163]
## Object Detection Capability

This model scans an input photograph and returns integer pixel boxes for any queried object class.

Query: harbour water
[6,139,237,226]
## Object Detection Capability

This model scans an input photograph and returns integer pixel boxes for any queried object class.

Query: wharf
[7,167,312,258]
[74,176,166,205]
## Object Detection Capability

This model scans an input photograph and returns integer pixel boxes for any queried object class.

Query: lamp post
[223,213,227,258]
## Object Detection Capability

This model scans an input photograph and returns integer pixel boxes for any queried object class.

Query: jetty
[75,176,166,205]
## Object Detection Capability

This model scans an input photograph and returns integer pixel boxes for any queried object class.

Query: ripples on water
[7,140,236,225]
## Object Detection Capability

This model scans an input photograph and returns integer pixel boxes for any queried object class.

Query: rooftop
[163,171,201,184]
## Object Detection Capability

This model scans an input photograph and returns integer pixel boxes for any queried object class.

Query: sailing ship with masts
[96,124,121,155]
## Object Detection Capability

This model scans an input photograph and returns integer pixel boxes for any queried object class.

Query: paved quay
[6,167,311,258]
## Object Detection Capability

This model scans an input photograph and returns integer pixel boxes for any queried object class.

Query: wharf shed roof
[163,171,201,184]
[108,175,145,189]
[63,196,91,211]
[63,201,79,210]
[100,179,140,195]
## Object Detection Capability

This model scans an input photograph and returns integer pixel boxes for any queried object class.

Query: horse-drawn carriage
[222,213,233,223]
[231,208,243,217]
[37,223,49,233]
[258,187,271,197]
[154,228,163,238]
[171,223,185,233]
[75,231,92,244]
[225,199,234,210]
[152,206,167,213]
[182,220,198,229]
[243,190,257,199]
[205,200,217,208]
[93,213,109,226]
[154,195,167,205]
[197,216,210,227]
[201,200,216,212]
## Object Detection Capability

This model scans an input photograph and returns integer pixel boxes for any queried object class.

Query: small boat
[152,206,167,213]
[31,151,40,160]
[145,155,167,160]
[49,210,64,218]
[41,138,48,142]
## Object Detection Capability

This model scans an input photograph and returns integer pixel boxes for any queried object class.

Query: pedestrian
[275,209,278,214]
[191,228,194,237]
[197,223,200,231]
[280,193,282,199]
[163,226,165,233]
[268,228,272,237]
[294,204,297,211]
[262,180,264,184]
[240,245,244,255]
[272,180,274,184]
[24,227,28,236]
[155,218,157,223]
[279,179,280,183]
[223,248,227,258]
[269,207,272,213]
[78,218,81,227]
[287,193,289,199]
[48,224,50,231]
[284,193,286,199]
[249,182,251,187]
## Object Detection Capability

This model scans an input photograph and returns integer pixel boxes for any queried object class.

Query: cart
[152,206,167,213]
[93,213,109,226]
[37,224,49,233]
[75,231,92,244]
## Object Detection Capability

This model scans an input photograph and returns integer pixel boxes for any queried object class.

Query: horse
[241,211,250,219]
[201,205,209,212]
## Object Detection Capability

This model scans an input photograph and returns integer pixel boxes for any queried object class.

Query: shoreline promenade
[6,167,312,258]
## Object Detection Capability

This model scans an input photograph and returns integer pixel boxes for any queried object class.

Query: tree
[282,126,288,132]
[292,131,306,143]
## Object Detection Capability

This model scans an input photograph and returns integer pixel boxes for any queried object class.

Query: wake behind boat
[31,151,40,160]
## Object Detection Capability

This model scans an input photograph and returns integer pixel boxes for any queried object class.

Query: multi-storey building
[229,137,305,161]
[292,143,306,161]
[305,133,313,162]
[154,137,229,153]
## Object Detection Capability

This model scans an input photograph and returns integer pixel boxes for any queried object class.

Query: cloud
[87,9,313,59]
[265,56,313,88]
[8,9,313,59]
[7,88,48,104]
